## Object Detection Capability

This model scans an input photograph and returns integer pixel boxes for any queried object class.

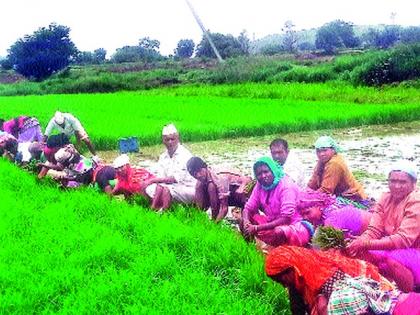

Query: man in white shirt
[144,123,196,210]
[44,111,96,155]
[270,138,306,188]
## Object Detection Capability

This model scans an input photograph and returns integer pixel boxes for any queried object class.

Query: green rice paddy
[0,83,419,150]
[0,160,288,314]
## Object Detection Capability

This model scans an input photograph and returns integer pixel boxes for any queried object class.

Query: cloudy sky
[1,0,418,58]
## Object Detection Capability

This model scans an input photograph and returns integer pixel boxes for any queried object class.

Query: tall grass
[0,160,288,314]
[0,46,418,96]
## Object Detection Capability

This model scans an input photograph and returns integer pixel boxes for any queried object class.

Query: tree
[282,20,298,53]
[195,32,245,59]
[6,23,77,80]
[93,48,107,63]
[174,39,195,58]
[237,30,251,55]
[315,20,359,54]
[364,25,402,49]
[400,26,420,44]
[110,37,163,63]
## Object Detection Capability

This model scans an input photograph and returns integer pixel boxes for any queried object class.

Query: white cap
[54,111,65,125]
[388,159,418,181]
[113,154,130,168]
[162,123,178,136]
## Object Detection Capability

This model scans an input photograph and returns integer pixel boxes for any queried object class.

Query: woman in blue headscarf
[241,157,313,248]
[308,136,367,203]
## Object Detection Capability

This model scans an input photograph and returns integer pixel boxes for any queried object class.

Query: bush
[351,44,420,86]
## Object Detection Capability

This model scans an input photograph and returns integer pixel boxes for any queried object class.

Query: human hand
[244,222,258,236]
[165,176,177,184]
[346,238,368,257]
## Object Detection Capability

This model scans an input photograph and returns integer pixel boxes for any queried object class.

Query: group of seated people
[1,112,419,314]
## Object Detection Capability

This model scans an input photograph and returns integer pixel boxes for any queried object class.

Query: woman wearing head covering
[308,136,367,203]
[111,154,156,200]
[241,157,313,248]
[1,116,43,143]
[187,156,252,222]
[298,190,372,238]
[265,246,413,315]
[347,159,420,293]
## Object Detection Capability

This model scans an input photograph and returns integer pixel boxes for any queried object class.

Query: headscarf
[388,159,417,181]
[253,156,284,191]
[314,136,342,153]
[297,189,336,211]
[265,246,381,308]
[113,154,130,168]
[54,144,78,164]
[187,156,207,176]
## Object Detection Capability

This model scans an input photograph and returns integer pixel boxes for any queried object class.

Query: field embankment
[0,160,288,314]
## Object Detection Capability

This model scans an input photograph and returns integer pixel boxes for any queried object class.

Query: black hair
[270,138,289,151]
[0,119,4,131]
[187,156,207,176]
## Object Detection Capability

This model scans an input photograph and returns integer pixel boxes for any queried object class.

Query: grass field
[0,160,289,314]
[0,83,419,150]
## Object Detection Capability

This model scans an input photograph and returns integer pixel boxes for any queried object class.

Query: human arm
[255,184,299,232]
[43,119,55,138]
[316,159,343,195]
[307,161,322,190]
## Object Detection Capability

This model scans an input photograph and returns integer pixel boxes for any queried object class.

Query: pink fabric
[244,175,302,224]
[251,214,310,247]
[369,248,420,286]
[362,189,420,249]
[393,293,420,315]
[2,116,27,137]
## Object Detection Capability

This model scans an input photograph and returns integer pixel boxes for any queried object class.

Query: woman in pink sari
[241,157,313,247]
[347,160,420,292]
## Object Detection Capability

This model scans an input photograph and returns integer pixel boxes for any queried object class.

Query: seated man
[187,156,252,222]
[43,111,96,159]
[143,124,196,211]
[270,138,305,188]
[347,160,420,293]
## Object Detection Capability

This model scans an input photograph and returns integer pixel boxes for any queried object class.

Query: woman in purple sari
[0,116,43,143]
[298,189,372,238]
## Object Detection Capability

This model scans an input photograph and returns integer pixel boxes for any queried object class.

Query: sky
[1,0,419,58]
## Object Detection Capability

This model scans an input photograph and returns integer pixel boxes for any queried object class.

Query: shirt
[283,152,306,188]
[361,189,420,249]
[243,175,302,224]
[156,144,196,188]
[44,113,85,137]
[308,154,367,200]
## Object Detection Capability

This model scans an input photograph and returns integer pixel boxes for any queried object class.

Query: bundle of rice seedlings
[312,226,346,250]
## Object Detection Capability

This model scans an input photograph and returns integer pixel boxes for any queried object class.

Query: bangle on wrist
[363,239,371,249]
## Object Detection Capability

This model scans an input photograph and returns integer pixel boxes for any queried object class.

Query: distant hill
[250,24,401,54]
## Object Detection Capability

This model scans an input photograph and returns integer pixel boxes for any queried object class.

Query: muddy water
[100,124,420,200]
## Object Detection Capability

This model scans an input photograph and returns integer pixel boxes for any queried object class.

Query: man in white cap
[347,159,420,292]
[44,111,96,156]
[143,123,196,210]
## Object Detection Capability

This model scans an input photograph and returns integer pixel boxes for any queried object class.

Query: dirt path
[99,121,420,200]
